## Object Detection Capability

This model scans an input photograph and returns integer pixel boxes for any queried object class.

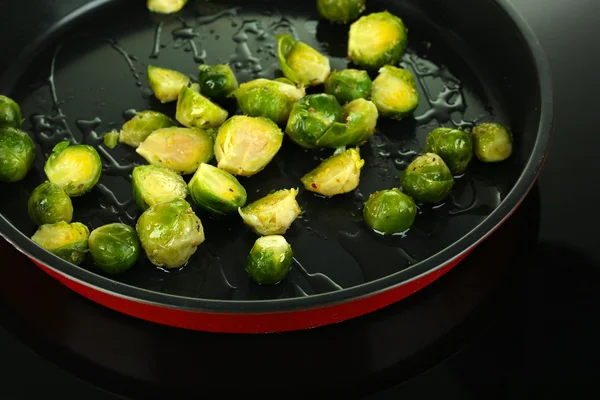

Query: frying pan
[0,0,552,333]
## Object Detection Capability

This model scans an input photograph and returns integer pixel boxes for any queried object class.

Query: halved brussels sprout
[198,64,239,99]
[148,65,191,103]
[348,11,408,70]
[0,127,35,183]
[136,127,214,175]
[31,221,89,265]
[324,69,372,105]
[401,153,454,204]
[317,0,366,24]
[238,188,301,236]
[315,98,378,148]
[132,165,188,211]
[176,84,229,129]
[246,235,293,285]
[214,116,283,177]
[103,130,119,149]
[147,0,188,14]
[471,122,513,162]
[119,110,175,148]
[301,147,365,197]
[231,78,306,126]
[285,93,343,149]
[363,188,417,235]
[188,163,247,217]
[0,95,22,129]
[371,66,419,119]
[424,127,473,175]
[44,141,102,197]
[89,223,140,274]
[136,198,205,269]
[28,181,73,226]
[276,34,331,86]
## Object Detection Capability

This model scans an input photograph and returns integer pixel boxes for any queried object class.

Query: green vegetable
[136,127,214,175]
[131,165,188,211]
[0,95,22,129]
[89,223,140,274]
[239,188,301,236]
[363,189,417,234]
[31,221,89,265]
[315,98,378,148]
[246,235,293,285]
[188,163,247,216]
[176,84,229,129]
[148,65,191,103]
[285,93,343,149]
[0,127,35,183]
[214,116,283,177]
[276,34,331,86]
[27,181,73,226]
[317,0,366,24]
[198,64,239,99]
[44,141,102,196]
[324,69,372,105]
[103,130,119,149]
[371,66,419,119]
[136,198,205,269]
[119,110,175,148]
[301,147,365,197]
[348,11,408,69]
[147,0,188,13]
[471,122,513,162]
[401,153,454,204]
[424,127,473,175]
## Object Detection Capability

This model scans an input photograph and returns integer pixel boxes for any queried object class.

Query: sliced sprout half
[317,0,366,24]
[188,163,247,216]
[148,65,191,103]
[238,188,301,236]
[471,122,513,162]
[31,221,90,265]
[301,147,365,197]
[118,110,175,148]
[285,93,344,149]
[176,84,229,129]
[147,0,188,14]
[44,141,102,197]
[276,34,331,86]
[198,63,239,99]
[315,98,379,148]
[132,164,188,211]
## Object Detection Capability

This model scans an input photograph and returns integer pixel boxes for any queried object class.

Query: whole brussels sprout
[188,163,247,217]
[301,147,365,197]
[147,0,188,13]
[89,223,140,274]
[285,93,343,149]
[363,189,417,235]
[324,69,372,105]
[103,130,119,149]
[246,235,293,285]
[198,64,239,99]
[348,11,408,70]
[0,95,22,129]
[44,141,102,197]
[136,198,205,269]
[317,0,366,24]
[471,122,513,162]
[371,65,419,119]
[28,181,73,226]
[425,127,473,175]
[0,127,35,183]
[148,65,191,103]
[401,153,454,204]
[136,127,214,175]
[315,98,379,148]
[31,221,90,265]
[276,34,331,86]
[119,110,175,148]
[132,165,188,211]
[231,78,306,126]
[238,188,301,236]
[214,116,283,177]
[176,84,229,129]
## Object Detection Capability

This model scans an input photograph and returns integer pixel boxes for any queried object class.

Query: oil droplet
[150,21,164,58]
[293,258,342,293]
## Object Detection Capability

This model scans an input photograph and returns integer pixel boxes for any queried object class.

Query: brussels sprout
[276,34,331,86]
[0,127,35,183]
[239,188,301,236]
[324,69,372,105]
[188,163,247,216]
[424,127,473,175]
[214,116,283,177]
[348,11,408,70]
[363,189,417,235]
[315,98,378,148]
[285,93,343,149]
[119,110,175,148]
[231,78,306,126]
[246,235,293,285]
[89,223,140,274]
[401,153,454,204]
[198,64,239,99]
[103,130,119,149]
[176,84,229,129]
[31,221,89,265]
[136,198,205,269]
[371,66,419,119]
[136,127,214,175]
[148,65,191,103]
[317,0,366,24]
[147,0,188,14]
[471,122,513,162]
[28,181,73,226]
[132,165,188,211]
[301,147,365,197]
[44,141,102,196]
[0,95,22,129]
